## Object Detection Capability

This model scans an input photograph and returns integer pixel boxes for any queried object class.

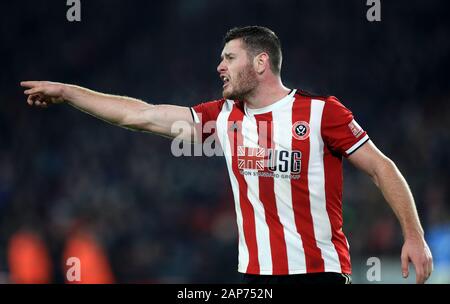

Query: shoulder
[294,89,347,109]
[194,98,227,109]
[191,98,237,121]
[295,89,342,104]
[191,98,229,114]
[295,89,331,100]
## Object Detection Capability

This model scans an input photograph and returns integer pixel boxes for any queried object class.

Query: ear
[253,52,269,74]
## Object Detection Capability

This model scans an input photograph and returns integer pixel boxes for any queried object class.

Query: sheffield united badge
[292,121,310,140]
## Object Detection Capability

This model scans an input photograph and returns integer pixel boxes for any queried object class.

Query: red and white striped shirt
[191,89,369,275]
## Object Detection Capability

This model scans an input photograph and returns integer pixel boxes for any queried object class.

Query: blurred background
[0,0,449,283]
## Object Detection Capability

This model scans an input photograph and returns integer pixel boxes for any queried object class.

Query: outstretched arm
[20,81,196,141]
[348,140,433,284]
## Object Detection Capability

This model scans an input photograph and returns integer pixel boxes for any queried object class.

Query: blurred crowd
[0,0,449,283]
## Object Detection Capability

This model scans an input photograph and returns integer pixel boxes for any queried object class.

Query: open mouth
[221,75,230,88]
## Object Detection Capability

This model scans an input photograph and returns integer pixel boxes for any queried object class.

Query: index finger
[20,81,43,88]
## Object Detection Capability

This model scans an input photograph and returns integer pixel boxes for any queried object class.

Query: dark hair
[224,26,282,75]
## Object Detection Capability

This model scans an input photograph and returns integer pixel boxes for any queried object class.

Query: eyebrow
[220,52,235,60]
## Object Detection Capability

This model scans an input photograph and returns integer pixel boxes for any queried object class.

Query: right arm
[20,81,196,141]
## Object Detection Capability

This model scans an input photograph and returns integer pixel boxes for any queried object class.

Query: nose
[217,60,227,74]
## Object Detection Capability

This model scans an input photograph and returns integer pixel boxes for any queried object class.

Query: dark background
[0,0,449,283]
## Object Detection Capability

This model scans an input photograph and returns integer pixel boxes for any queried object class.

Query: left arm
[348,140,433,284]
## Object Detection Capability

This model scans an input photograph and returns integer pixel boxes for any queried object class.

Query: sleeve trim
[190,107,201,124]
[346,134,370,155]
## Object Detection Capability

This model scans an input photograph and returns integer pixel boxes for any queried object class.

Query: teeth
[222,76,229,82]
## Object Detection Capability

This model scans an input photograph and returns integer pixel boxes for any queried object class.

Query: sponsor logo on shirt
[237,146,302,179]
[237,146,266,171]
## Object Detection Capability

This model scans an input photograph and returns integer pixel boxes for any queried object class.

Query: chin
[222,88,233,99]
[223,86,245,100]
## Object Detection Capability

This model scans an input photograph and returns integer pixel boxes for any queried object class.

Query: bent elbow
[380,156,397,172]
[372,156,398,186]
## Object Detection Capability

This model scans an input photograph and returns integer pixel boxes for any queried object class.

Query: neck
[244,77,291,109]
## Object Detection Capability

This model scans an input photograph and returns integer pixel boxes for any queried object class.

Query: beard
[223,63,258,101]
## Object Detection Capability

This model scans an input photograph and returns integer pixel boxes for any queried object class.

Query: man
[21,26,433,284]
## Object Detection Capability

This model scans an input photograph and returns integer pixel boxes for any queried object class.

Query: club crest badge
[292,121,310,140]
